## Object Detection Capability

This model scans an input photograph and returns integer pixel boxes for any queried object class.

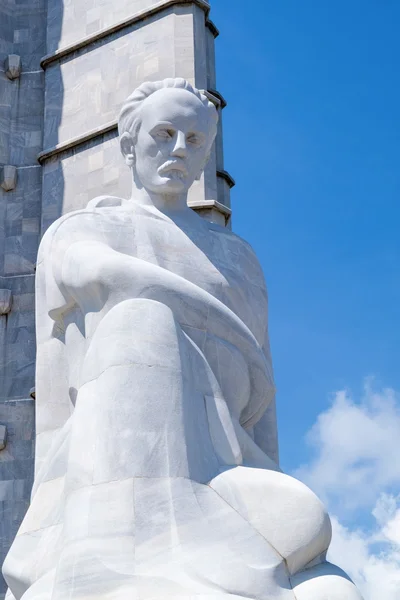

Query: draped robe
[3,198,360,600]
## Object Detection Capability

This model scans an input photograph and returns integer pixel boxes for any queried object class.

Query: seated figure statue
[3,78,363,600]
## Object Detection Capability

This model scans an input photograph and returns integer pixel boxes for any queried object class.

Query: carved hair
[118,78,218,152]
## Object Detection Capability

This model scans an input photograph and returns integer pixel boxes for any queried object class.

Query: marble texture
[0,398,35,596]
[0,291,12,315]
[0,9,45,586]
[0,0,46,72]
[0,274,36,402]
[0,69,44,167]
[3,80,362,600]
[46,0,198,55]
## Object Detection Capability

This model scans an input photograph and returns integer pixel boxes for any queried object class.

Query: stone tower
[0,2,274,595]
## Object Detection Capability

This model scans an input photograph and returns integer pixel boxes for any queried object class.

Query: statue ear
[120,132,135,167]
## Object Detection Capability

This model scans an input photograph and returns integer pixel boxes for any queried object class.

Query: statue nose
[171,131,187,158]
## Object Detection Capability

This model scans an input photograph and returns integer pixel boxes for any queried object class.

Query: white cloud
[295,381,400,513]
[329,500,400,600]
[294,382,400,599]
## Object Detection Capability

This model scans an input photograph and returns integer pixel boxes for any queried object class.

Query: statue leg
[43,299,223,600]
[68,298,220,488]
[6,300,298,600]
[209,467,364,599]
[38,299,294,600]
[210,466,332,576]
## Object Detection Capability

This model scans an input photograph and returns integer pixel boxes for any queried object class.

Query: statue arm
[60,239,261,349]
[57,239,116,314]
[58,239,274,428]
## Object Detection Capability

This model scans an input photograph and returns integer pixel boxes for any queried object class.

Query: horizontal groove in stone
[0,163,40,170]
[38,120,118,163]
[40,0,211,68]
[39,88,220,162]
[0,274,35,280]
[0,397,35,403]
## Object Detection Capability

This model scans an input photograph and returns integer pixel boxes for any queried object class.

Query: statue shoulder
[36,202,123,319]
[37,200,120,265]
[206,221,261,260]
[206,221,266,287]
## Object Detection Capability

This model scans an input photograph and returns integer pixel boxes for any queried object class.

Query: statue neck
[130,183,190,216]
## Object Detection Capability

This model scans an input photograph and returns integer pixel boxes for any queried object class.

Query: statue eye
[187,133,202,146]
[157,129,174,139]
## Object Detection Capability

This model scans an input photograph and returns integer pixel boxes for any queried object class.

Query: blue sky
[211,0,400,467]
[211,2,400,596]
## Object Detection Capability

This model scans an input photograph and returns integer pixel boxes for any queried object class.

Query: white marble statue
[3,79,363,600]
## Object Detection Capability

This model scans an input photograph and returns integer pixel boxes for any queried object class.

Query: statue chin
[2,79,364,600]
[135,174,190,197]
[157,175,189,193]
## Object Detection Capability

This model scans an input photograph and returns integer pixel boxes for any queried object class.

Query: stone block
[42,131,131,227]
[4,55,21,80]
[8,71,45,167]
[0,290,12,315]
[0,275,36,402]
[0,166,17,192]
[2,167,41,276]
[0,424,7,450]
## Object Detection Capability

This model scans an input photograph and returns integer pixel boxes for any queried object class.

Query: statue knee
[210,467,332,575]
[291,562,363,599]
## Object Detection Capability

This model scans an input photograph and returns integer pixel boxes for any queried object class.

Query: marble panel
[206,25,217,89]
[1,167,41,277]
[43,7,201,150]
[0,7,13,75]
[0,0,46,71]
[7,72,44,167]
[0,399,35,598]
[46,0,175,54]
[217,175,232,212]
[192,4,208,90]
[215,108,225,171]
[0,274,36,402]
[189,133,218,205]
[0,70,14,165]
[0,70,44,171]
[41,132,131,231]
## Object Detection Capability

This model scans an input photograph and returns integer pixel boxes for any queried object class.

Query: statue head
[118,78,218,196]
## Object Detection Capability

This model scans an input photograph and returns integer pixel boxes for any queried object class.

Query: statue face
[132,88,212,195]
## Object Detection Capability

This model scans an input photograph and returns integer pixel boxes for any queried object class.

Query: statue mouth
[158,161,188,179]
